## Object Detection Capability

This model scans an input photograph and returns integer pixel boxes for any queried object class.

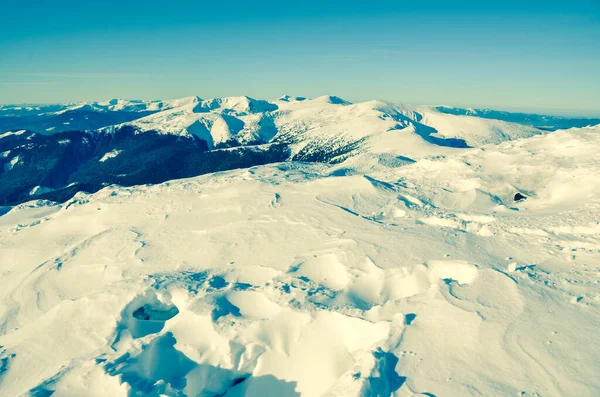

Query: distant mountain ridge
[435,105,600,130]
[2,97,598,136]
[0,98,197,135]
[1,95,597,207]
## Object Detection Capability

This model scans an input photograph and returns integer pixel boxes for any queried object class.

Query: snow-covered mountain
[0,98,185,117]
[0,98,192,135]
[435,105,600,130]
[2,96,598,138]
[0,95,548,206]
[109,95,543,150]
[0,120,599,396]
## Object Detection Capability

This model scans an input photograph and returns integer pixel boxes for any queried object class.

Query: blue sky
[1,0,599,115]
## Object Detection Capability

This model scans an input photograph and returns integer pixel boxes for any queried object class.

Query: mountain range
[1,97,599,396]
[4,95,598,208]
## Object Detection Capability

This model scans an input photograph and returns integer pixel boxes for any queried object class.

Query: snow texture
[0,98,599,397]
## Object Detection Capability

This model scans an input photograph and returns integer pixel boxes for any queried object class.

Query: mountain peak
[278,95,307,102]
[196,96,278,114]
[312,95,351,105]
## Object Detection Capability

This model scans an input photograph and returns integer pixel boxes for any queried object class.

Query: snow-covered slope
[0,98,203,136]
[107,96,278,149]
[0,125,598,396]
[0,94,550,208]
[110,95,543,157]
[413,106,544,146]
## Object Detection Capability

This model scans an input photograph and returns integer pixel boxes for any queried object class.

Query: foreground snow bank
[0,126,599,396]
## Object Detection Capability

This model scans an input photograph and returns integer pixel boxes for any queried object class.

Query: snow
[29,186,55,196]
[226,291,282,319]
[0,130,26,139]
[102,96,278,147]
[99,149,123,162]
[99,95,543,167]
[0,103,599,396]
[4,155,21,171]
[295,253,352,291]
[412,106,542,146]
[54,99,182,115]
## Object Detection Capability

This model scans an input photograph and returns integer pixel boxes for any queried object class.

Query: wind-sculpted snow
[0,124,599,396]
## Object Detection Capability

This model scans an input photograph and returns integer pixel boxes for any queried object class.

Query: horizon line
[1,95,599,119]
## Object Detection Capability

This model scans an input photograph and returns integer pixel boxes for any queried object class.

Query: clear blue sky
[1,0,599,115]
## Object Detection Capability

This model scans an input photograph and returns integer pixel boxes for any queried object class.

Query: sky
[1,0,599,116]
